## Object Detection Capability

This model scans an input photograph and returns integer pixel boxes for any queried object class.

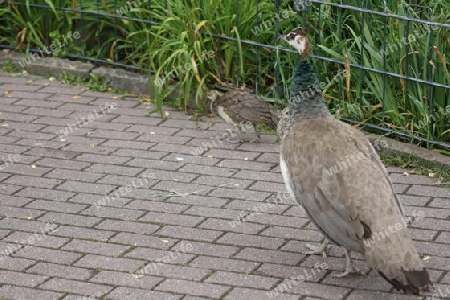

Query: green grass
[380,152,450,184]
[0,0,448,146]
[1,60,21,73]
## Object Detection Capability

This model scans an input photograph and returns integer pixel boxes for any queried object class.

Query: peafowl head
[279,30,310,58]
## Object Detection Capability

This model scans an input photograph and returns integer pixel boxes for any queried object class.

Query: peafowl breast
[279,29,432,295]
[208,89,278,143]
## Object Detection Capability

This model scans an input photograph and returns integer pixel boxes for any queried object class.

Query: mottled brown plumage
[279,29,432,294]
[208,89,278,142]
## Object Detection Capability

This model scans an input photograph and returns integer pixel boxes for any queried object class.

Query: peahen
[208,89,278,143]
[279,29,432,294]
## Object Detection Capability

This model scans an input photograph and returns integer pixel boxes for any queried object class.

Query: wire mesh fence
[0,0,449,149]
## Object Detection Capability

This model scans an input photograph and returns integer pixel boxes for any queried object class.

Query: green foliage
[0,0,449,145]
[59,72,113,92]
[1,60,21,73]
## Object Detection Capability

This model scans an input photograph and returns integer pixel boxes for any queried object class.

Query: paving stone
[2,231,68,249]
[74,254,143,272]
[172,241,238,258]
[25,199,87,213]
[0,285,63,300]
[39,278,113,297]
[139,211,204,227]
[62,239,130,256]
[16,187,75,201]
[95,219,159,235]
[27,263,93,280]
[39,212,101,227]
[83,206,145,220]
[126,201,189,214]
[0,72,448,300]
[189,256,260,273]
[125,248,195,264]
[154,278,230,298]
[13,246,82,264]
[346,290,417,300]
[106,287,182,300]
[45,169,104,182]
[0,269,48,287]
[224,287,299,300]
[273,281,351,299]
[0,257,36,271]
[256,263,326,282]
[205,271,279,290]
[167,195,229,207]
[137,263,210,282]
[217,232,285,250]
[53,225,116,241]
[109,232,174,250]
[199,218,265,235]
[208,188,271,202]
[408,185,450,198]
[4,175,62,189]
[89,270,163,289]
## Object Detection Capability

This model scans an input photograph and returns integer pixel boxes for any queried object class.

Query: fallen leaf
[27,80,33,84]
[161,239,169,243]
[175,157,184,161]
[113,96,118,99]
[48,77,55,81]
[26,216,33,220]
[173,179,178,182]
[207,155,213,158]
[0,123,8,127]
[60,139,66,142]
[423,256,430,261]
[164,111,171,116]
[132,274,144,279]
[428,172,435,177]
[89,144,95,147]
[30,165,36,169]
[73,96,81,99]
[402,172,409,176]
[150,131,156,135]
[4,90,13,94]
[244,157,248,161]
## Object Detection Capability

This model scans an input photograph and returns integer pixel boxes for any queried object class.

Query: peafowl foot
[332,249,363,278]
[304,239,329,258]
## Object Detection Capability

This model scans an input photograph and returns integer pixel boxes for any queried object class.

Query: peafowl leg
[304,239,329,258]
[226,128,243,144]
[249,124,261,143]
[332,249,362,278]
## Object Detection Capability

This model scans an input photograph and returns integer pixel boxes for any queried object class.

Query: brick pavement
[0,71,449,299]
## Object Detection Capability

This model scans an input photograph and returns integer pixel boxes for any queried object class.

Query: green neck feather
[288,60,331,120]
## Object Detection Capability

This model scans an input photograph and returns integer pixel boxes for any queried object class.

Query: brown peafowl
[208,89,278,143]
[279,29,432,295]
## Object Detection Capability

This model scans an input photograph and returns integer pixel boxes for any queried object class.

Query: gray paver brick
[155,225,223,242]
[95,219,160,235]
[154,278,231,298]
[0,72,448,300]
[106,287,182,300]
[0,285,63,300]
[0,270,48,287]
[27,262,93,280]
[39,278,113,297]
[89,270,163,289]
[62,239,130,256]
[205,271,279,289]
[189,256,260,273]
[73,254,143,272]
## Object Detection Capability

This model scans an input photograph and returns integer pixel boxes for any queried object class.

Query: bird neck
[288,60,331,120]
